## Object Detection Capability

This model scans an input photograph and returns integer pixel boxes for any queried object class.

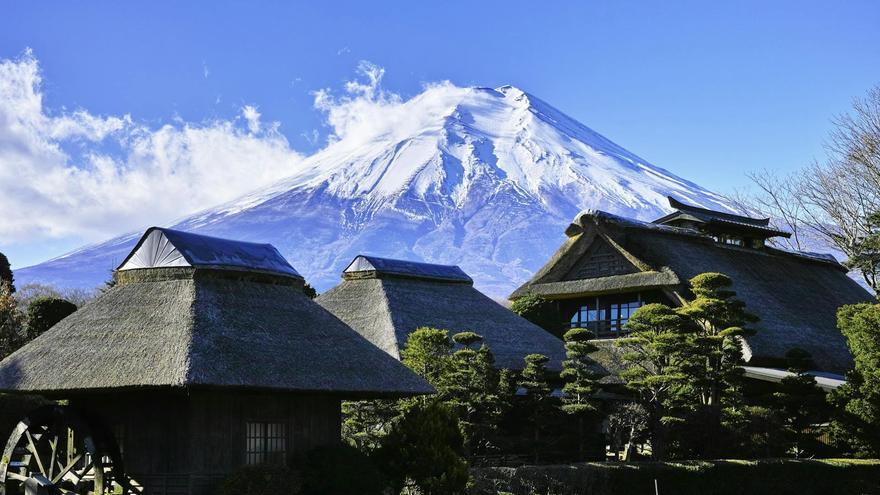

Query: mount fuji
[16,84,735,298]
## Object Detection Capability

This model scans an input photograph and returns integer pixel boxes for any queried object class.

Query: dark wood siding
[72,391,341,495]
[563,238,638,280]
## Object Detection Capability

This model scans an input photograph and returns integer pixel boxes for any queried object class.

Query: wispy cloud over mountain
[0,50,303,244]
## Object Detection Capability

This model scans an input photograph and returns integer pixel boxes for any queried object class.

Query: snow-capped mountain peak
[16,83,733,298]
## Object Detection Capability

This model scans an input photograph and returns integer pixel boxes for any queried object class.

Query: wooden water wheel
[0,405,127,495]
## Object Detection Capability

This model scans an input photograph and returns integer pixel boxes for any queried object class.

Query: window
[246,421,287,466]
[569,297,641,337]
[713,235,744,246]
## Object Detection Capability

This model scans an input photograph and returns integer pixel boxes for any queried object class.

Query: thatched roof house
[0,227,431,396]
[510,199,875,374]
[317,255,566,371]
[0,228,430,495]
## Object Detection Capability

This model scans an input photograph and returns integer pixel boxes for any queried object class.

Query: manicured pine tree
[678,272,757,455]
[559,327,600,460]
[447,331,502,455]
[617,303,696,460]
[400,327,454,391]
[341,399,400,451]
[829,303,880,457]
[0,253,14,293]
[519,353,553,463]
[343,327,454,452]
[773,348,826,457]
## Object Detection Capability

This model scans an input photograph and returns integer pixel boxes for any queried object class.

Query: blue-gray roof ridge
[118,227,302,278]
[343,255,472,283]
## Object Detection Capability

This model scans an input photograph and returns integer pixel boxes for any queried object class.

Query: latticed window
[245,421,287,466]
[570,297,642,337]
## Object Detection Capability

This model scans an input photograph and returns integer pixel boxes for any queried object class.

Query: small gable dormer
[652,196,791,248]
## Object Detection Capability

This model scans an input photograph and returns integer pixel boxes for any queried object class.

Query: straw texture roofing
[0,267,432,397]
[317,260,566,371]
[512,210,876,373]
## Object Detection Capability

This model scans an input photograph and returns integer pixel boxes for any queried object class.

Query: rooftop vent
[342,255,472,283]
[117,227,302,278]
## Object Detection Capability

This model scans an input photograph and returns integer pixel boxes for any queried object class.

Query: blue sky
[1,1,879,268]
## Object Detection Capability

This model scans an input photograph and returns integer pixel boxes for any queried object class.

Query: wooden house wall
[72,391,341,495]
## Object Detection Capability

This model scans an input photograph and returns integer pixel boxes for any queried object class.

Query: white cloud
[0,51,303,244]
[312,60,461,147]
[241,105,261,134]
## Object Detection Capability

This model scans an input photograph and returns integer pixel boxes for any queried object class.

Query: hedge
[472,459,880,495]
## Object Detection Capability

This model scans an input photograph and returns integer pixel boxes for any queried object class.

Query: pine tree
[679,273,757,407]
[519,353,553,463]
[377,400,470,495]
[829,303,880,456]
[341,399,400,451]
[773,348,826,457]
[618,303,696,460]
[400,327,454,390]
[0,253,13,293]
[559,328,600,460]
[446,331,504,456]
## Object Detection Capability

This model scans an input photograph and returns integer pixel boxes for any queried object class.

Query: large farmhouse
[510,198,875,375]
[317,255,566,370]
[0,228,431,495]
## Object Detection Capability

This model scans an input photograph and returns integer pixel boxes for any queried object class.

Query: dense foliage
[25,297,77,340]
[829,303,880,456]
[0,281,24,360]
[772,349,826,457]
[510,294,560,337]
[471,459,880,495]
[618,303,695,459]
[377,400,470,495]
[299,444,384,495]
[219,465,299,495]
[559,328,600,460]
[0,252,13,293]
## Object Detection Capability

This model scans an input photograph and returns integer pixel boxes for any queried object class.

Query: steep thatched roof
[512,210,876,374]
[0,234,432,398]
[317,256,566,371]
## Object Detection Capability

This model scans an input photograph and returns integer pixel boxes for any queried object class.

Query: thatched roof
[0,233,432,398]
[317,256,566,371]
[511,210,876,374]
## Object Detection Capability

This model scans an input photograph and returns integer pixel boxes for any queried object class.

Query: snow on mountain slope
[16,84,735,298]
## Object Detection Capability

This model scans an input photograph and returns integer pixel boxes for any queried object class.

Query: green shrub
[378,400,470,495]
[299,443,384,495]
[26,297,77,339]
[219,464,299,495]
[471,459,880,495]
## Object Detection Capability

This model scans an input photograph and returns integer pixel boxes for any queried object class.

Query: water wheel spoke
[24,430,48,477]
[48,434,59,479]
[51,452,84,485]
[6,472,29,482]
